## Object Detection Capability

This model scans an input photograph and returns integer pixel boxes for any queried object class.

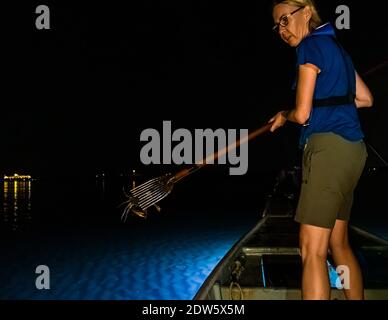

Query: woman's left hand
[268,111,288,132]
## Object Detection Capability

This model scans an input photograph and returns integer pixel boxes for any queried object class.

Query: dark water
[0,168,387,300]
[0,171,270,300]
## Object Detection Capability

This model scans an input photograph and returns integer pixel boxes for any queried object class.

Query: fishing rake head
[121,174,174,220]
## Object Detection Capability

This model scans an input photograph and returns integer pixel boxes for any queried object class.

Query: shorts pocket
[302,148,313,184]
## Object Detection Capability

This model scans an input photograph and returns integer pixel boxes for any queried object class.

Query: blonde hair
[273,0,322,31]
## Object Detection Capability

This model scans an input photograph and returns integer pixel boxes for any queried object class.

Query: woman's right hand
[268,111,288,132]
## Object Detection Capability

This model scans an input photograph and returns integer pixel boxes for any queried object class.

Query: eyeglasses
[272,6,305,33]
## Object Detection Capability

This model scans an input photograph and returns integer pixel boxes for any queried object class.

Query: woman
[269,0,374,300]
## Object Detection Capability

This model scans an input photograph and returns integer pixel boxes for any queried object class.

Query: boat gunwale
[194,215,269,300]
[194,215,388,300]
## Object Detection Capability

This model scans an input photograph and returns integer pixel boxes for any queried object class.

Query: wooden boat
[194,167,388,300]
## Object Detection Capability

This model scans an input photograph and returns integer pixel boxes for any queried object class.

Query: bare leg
[299,224,332,300]
[329,219,364,300]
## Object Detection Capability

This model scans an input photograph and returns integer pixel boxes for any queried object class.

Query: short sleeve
[296,37,325,71]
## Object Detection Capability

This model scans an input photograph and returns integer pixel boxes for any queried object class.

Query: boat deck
[196,215,388,300]
[195,168,388,300]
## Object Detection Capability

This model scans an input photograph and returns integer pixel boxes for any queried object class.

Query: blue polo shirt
[294,23,364,148]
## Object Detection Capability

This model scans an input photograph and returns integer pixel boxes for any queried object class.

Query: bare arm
[355,71,374,108]
[269,64,318,131]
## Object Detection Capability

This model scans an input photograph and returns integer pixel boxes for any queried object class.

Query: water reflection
[1,179,32,231]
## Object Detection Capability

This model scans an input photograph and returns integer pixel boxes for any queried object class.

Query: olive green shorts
[295,133,368,229]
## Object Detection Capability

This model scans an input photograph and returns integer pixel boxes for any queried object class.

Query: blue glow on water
[2,177,388,300]
[0,178,261,300]
[0,222,254,300]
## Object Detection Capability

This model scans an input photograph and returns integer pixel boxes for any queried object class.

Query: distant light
[4,174,32,181]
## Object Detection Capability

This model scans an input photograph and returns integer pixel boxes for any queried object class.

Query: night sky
[3,0,388,179]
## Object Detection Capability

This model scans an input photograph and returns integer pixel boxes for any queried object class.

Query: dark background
[3,0,388,179]
[1,2,387,302]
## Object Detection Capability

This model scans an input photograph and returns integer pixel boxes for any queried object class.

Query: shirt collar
[296,23,336,49]
[308,22,336,38]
